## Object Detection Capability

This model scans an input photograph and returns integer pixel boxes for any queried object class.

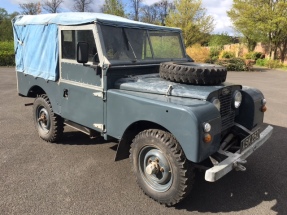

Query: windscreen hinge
[166,85,173,96]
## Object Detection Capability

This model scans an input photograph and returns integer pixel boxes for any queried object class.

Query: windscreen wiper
[122,28,137,62]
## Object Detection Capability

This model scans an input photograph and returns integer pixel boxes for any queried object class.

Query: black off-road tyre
[33,94,64,143]
[159,62,227,85]
[130,129,194,206]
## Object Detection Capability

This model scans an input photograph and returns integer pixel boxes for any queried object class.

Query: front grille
[219,87,235,130]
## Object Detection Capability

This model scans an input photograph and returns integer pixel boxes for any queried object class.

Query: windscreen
[101,25,185,62]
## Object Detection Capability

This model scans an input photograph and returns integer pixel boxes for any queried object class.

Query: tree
[140,5,159,24]
[19,2,41,15]
[227,0,263,52]
[279,37,287,62]
[130,0,142,21]
[0,8,19,41]
[73,0,94,12]
[140,0,175,25]
[228,0,287,60]
[42,0,64,13]
[9,12,20,19]
[0,8,8,22]
[165,0,214,47]
[101,0,125,17]
[209,33,233,47]
[154,0,175,25]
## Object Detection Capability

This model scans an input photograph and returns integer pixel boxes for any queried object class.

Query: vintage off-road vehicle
[12,13,273,205]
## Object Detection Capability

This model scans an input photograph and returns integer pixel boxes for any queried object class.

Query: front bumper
[205,125,273,182]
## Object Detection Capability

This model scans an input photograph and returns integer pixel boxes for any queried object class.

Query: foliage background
[0,41,15,66]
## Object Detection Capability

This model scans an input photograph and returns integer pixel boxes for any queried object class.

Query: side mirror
[77,42,89,64]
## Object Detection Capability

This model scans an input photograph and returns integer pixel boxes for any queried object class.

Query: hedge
[216,58,248,71]
[0,41,15,66]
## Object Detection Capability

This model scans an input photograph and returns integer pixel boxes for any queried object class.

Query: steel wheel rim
[138,146,172,192]
[36,106,50,134]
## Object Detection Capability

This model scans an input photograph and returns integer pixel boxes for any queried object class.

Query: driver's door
[59,25,104,131]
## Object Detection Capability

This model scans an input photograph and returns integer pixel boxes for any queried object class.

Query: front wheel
[33,94,64,142]
[130,129,194,206]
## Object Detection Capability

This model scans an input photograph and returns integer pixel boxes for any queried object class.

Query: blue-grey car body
[13,13,272,173]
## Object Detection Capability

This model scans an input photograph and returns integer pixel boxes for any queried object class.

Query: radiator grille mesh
[219,87,235,130]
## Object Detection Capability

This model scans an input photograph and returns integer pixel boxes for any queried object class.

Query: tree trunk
[246,37,256,52]
[279,39,287,63]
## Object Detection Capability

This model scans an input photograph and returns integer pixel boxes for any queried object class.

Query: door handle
[63,89,68,98]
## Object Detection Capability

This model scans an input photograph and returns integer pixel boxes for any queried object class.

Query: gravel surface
[0,67,286,215]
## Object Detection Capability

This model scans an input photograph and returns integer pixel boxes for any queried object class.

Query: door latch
[63,89,68,98]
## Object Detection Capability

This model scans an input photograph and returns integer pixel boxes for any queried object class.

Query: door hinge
[93,91,104,99]
[93,123,105,131]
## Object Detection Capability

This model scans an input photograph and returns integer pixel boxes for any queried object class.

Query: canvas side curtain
[13,22,59,81]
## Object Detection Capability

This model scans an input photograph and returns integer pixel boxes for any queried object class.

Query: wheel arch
[27,85,46,97]
[26,85,61,115]
[115,120,173,161]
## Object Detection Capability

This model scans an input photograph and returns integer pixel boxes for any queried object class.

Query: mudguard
[107,89,221,163]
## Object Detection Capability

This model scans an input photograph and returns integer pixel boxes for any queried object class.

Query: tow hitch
[233,159,247,171]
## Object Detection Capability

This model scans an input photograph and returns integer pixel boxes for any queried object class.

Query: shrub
[209,47,221,58]
[265,59,282,69]
[255,52,264,59]
[245,52,263,60]
[210,56,219,63]
[186,43,210,63]
[0,51,15,66]
[256,59,266,66]
[209,47,221,63]
[0,41,14,52]
[219,50,235,59]
[216,58,248,71]
[0,41,15,66]
[256,58,283,68]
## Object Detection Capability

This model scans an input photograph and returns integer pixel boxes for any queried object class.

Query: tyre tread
[130,129,194,206]
[159,62,227,85]
[33,94,64,143]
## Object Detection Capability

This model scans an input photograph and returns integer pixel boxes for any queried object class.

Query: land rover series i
[12,12,273,205]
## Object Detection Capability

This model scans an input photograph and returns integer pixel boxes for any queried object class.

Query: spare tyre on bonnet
[159,62,227,85]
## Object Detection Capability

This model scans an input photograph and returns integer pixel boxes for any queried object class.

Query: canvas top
[13,12,180,31]
[12,12,181,82]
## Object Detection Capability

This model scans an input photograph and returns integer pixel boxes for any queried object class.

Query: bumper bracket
[205,125,273,182]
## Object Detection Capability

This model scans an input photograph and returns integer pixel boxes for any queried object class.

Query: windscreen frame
[99,24,188,66]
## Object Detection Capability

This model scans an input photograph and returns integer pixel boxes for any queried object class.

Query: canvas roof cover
[13,12,179,30]
[12,13,180,81]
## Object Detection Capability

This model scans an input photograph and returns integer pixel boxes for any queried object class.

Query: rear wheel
[33,94,64,142]
[130,129,194,206]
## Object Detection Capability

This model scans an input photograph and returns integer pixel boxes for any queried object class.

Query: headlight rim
[233,90,242,109]
[203,122,211,132]
[211,97,221,111]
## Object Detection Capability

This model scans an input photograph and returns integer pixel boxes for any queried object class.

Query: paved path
[0,67,286,215]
